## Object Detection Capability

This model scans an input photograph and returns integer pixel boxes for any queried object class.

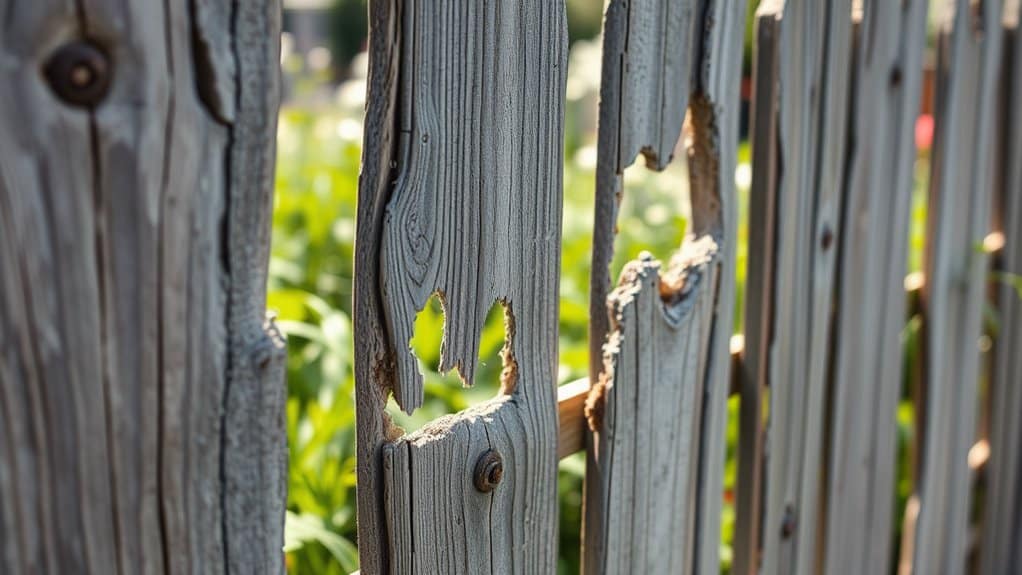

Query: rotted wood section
[582,0,747,573]
[354,0,567,572]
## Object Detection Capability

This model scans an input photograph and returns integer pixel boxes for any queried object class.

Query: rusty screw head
[44,40,111,108]
[473,449,504,493]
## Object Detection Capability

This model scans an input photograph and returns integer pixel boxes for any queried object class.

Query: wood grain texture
[732,11,781,575]
[354,0,567,572]
[915,1,1004,572]
[583,252,718,574]
[755,1,853,573]
[822,1,929,573]
[980,9,1022,574]
[0,0,285,573]
[583,0,747,572]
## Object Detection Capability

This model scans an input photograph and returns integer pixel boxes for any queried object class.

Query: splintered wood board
[582,0,747,573]
[353,0,567,572]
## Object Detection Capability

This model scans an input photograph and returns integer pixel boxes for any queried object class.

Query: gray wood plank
[822,1,929,574]
[355,0,567,572]
[980,7,1022,573]
[754,0,855,573]
[733,10,781,575]
[915,1,1005,573]
[583,0,747,572]
[0,0,285,572]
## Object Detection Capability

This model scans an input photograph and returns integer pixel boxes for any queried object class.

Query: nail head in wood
[473,449,503,493]
[781,504,797,539]
[45,40,111,108]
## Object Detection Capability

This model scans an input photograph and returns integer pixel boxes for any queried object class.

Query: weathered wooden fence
[353,0,1022,573]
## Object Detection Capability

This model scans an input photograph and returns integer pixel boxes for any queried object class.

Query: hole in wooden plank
[384,295,511,434]
[611,152,691,277]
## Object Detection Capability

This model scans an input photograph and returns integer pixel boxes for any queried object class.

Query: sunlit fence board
[981,9,1022,574]
[915,1,1005,573]
[582,0,746,573]
[823,1,929,574]
[753,1,853,573]
[354,0,567,572]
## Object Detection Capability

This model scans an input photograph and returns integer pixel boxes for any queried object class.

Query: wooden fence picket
[749,1,854,573]
[823,1,929,573]
[581,0,746,573]
[354,1,567,573]
[981,7,1022,573]
[733,8,781,574]
[914,1,1005,572]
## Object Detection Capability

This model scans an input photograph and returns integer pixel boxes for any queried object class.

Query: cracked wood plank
[822,1,929,574]
[582,0,746,573]
[354,0,567,572]
[0,0,286,573]
[980,6,1022,574]
[914,1,1004,572]
[752,1,854,573]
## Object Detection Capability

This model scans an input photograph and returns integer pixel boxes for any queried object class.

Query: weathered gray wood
[754,0,854,573]
[915,0,1005,572]
[354,0,567,572]
[0,0,286,573]
[980,7,1022,573]
[733,10,781,575]
[582,0,746,572]
[822,1,929,573]
[583,252,718,574]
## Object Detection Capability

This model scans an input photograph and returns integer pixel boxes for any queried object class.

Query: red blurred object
[916,114,934,151]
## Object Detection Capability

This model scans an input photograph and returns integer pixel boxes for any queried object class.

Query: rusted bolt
[44,40,111,108]
[821,226,834,252]
[473,449,503,493]
[781,504,797,539]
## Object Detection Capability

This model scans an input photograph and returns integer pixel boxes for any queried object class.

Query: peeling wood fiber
[0,0,286,573]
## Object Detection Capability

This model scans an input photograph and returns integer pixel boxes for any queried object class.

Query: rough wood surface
[754,0,853,573]
[822,1,929,573]
[732,10,781,575]
[583,252,719,574]
[0,0,286,573]
[354,0,567,572]
[582,0,747,572]
[980,9,1022,574]
[914,1,1004,572]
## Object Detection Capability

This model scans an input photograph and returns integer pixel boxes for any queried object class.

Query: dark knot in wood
[781,504,797,539]
[44,41,111,109]
[473,449,503,493]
